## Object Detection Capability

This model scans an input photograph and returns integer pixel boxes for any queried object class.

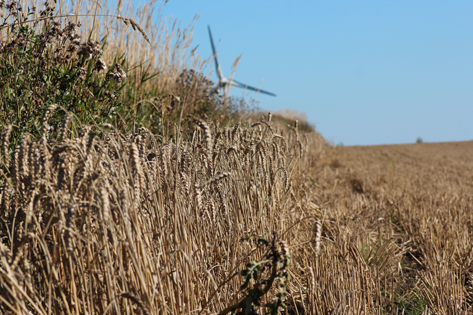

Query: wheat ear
[40,104,58,142]
[314,218,322,257]
[116,16,151,44]
[2,125,13,169]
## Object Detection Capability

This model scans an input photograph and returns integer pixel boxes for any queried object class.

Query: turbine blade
[208,25,223,80]
[232,79,277,97]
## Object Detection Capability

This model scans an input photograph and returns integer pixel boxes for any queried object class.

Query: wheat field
[1,110,329,314]
[1,0,473,314]
[3,110,473,314]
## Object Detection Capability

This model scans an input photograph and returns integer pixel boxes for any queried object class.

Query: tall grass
[0,0,236,145]
[0,108,326,314]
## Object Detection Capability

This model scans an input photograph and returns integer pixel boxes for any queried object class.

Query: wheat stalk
[40,104,58,142]
[2,125,13,170]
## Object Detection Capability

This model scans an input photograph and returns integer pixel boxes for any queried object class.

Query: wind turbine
[208,25,276,99]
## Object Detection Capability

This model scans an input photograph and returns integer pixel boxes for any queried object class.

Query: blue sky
[160,1,473,145]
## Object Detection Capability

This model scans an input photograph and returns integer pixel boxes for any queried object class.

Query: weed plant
[0,0,123,145]
[0,0,245,150]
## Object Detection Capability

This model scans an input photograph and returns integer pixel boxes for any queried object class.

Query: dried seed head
[180,150,191,174]
[65,205,77,253]
[131,142,145,202]
[282,167,289,191]
[231,122,240,143]
[208,199,216,223]
[59,112,74,141]
[194,118,213,175]
[160,143,172,178]
[308,267,316,293]
[28,140,39,181]
[2,125,13,169]
[314,218,322,257]
[195,183,204,212]
[101,184,110,223]
[71,38,81,45]
[117,16,130,26]
[95,58,107,72]
[79,125,92,152]
[128,18,151,44]
[78,44,93,61]
[19,133,30,183]
[77,67,87,80]
[115,63,126,79]
[106,63,127,83]
[41,104,58,141]
[12,145,20,185]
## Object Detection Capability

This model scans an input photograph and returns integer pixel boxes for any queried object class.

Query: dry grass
[311,142,473,314]
[5,0,201,80]
[0,111,328,314]
[10,106,472,315]
[60,0,216,126]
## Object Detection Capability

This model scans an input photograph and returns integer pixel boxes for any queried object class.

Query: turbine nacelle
[208,26,276,99]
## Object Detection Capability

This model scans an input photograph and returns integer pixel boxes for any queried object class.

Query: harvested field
[310,141,473,314]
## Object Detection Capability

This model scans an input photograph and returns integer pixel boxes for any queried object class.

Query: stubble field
[311,140,473,314]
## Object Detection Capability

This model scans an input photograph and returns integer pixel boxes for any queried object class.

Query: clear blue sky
[160,1,473,145]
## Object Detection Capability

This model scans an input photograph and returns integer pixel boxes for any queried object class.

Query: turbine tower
[208,26,276,99]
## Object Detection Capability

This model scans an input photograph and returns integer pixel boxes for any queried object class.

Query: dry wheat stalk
[18,134,30,185]
[0,112,333,314]
[64,204,77,253]
[194,182,204,212]
[2,125,13,170]
[116,16,151,44]
[11,145,21,186]
[314,219,322,257]
[40,104,58,142]
[231,122,240,143]
[131,142,145,203]
[194,118,213,176]
[101,183,111,223]
[59,112,74,142]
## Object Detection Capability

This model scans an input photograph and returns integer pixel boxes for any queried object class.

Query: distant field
[311,140,473,314]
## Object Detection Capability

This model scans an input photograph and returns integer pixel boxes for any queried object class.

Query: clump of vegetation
[0,0,244,150]
[217,234,291,315]
[260,109,316,133]
[0,0,122,145]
